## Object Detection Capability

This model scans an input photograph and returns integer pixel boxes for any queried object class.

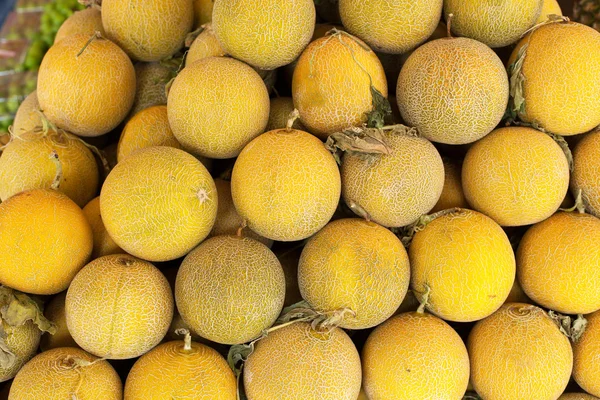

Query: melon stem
[446,14,454,38]
[175,328,192,351]
[76,31,102,58]
[286,109,300,131]
[236,220,247,237]
[416,285,431,314]
[560,189,586,214]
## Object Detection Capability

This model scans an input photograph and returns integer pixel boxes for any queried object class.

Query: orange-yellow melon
[431,159,468,213]
[537,0,562,23]
[185,24,226,67]
[12,91,41,136]
[572,131,600,218]
[54,7,105,44]
[40,292,78,351]
[130,62,172,118]
[265,97,306,132]
[574,311,600,397]
[193,0,214,28]
[0,320,41,382]
[505,280,531,304]
[81,197,122,260]
[559,394,600,400]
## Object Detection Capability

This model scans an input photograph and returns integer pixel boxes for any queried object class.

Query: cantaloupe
[54,7,105,44]
[244,322,362,400]
[193,0,214,28]
[265,97,306,132]
[185,24,226,67]
[168,57,269,159]
[572,131,600,218]
[100,146,217,262]
[40,292,78,351]
[410,208,515,322]
[444,0,543,48]
[298,218,410,329]
[508,22,600,135]
[129,62,172,118]
[518,212,600,315]
[66,254,174,359]
[431,159,468,213]
[468,303,573,400]
[537,0,562,23]
[462,127,570,226]
[0,189,93,295]
[212,0,315,70]
[292,32,387,139]
[397,37,508,145]
[339,0,442,54]
[362,312,470,400]
[231,128,341,241]
[574,311,600,396]
[81,197,122,260]
[12,91,41,136]
[8,347,122,399]
[559,394,600,400]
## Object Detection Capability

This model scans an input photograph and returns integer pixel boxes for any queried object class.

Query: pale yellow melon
[572,131,600,218]
[129,62,172,117]
[40,292,78,352]
[0,320,41,383]
[193,0,214,28]
[431,159,468,213]
[560,394,600,400]
[12,91,41,136]
[54,8,105,44]
[81,197,122,260]
[185,24,226,67]
[537,0,562,23]
[574,311,600,397]
[505,280,531,304]
[265,97,306,132]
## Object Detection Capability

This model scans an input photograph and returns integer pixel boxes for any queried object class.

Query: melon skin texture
[462,127,570,227]
[266,97,307,132]
[40,292,78,352]
[212,0,316,70]
[537,0,562,23]
[82,197,122,260]
[397,37,509,145]
[362,312,470,400]
[231,129,341,242]
[298,218,410,330]
[244,322,362,400]
[0,189,93,295]
[574,311,600,397]
[559,394,600,400]
[12,91,41,136]
[509,23,600,135]
[339,0,442,54]
[572,131,600,218]
[193,0,214,28]
[168,57,270,159]
[443,0,543,48]
[129,62,172,118]
[292,33,387,139]
[410,209,515,322]
[431,159,468,213]
[8,347,122,400]
[37,34,136,137]
[100,146,217,262]
[0,320,41,382]
[185,24,226,67]
[54,7,105,44]
[66,254,174,359]
[468,303,573,400]
[102,0,193,62]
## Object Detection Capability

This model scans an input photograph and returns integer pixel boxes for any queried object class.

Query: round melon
[9,347,122,399]
[193,0,214,28]
[231,128,341,241]
[362,312,470,400]
[505,280,531,304]
[397,37,508,144]
[12,91,41,136]
[37,33,136,137]
[0,189,92,295]
[559,394,600,400]
[572,131,600,218]
[244,322,361,400]
[0,320,41,383]
[444,0,543,48]
[266,97,306,132]
[40,292,78,352]
[574,311,600,396]
[298,218,410,329]
[431,158,468,213]
[100,146,217,262]
[462,126,570,226]
[129,62,172,118]
[54,7,105,44]
[82,196,122,260]
[168,56,269,159]
[185,24,226,67]
[468,303,573,400]
[66,254,174,359]
[212,0,315,70]
[537,0,562,23]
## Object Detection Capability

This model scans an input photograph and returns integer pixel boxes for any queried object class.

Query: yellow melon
[129,62,173,118]
[168,57,269,159]
[431,159,468,213]
[212,0,315,70]
[397,37,508,144]
[468,303,573,400]
[244,322,361,400]
[54,7,105,44]
[265,97,306,132]
[81,196,122,260]
[100,146,217,262]
[362,312,470,400]
[40,292,78,351]
[574,311,600,396]
[292,32,387,139]
[462,127,570,226]
[508,22,600,135]
[0,319,41,383]
[185,24,226,67]
[572,131,600,218]
[0,189,92,295]
[9,347,122,399]
[537,0,562,23]
[444,0,543,48]
[231,128,341,241]
[559,394,600,400]
[12,91,41,136]
[66,254,173,359]
[505,279,531,304]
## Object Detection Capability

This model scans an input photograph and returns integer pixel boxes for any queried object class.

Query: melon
[185,24,226,67]
[66,254,174,359]
[397,37,508,145]
[462,126,570,226]
[8,347,122,399]
[362,312,470,400]
[168,57,269,159]
[81,196,122,260]
[572,131,600,218]
[574,313,600,396]
[559,394,600,400]
[54,7,105,44]
[129,62,173,118]
[468,303,573,400]
[193,0,214,28]
[431,159,468,213]
[40,292,78,351]
[244,322,362,400]
[212,0,315,70]
[12,91,41,136]
[0,189,93,295]
[100,146,217,262]
[537,0,562,23]
[505,280,531,304]
[231,128,341,241]
[265,97,306,132]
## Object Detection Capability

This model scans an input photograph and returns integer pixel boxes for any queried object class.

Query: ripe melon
[129,62,172,118]
[40,292,78,351]
[572,131,600,218]
[559,394,600,400]
[54,7,105,44]
[508,22,600,135]
[9,347,122,399]
[185,24,226,67]
[292,32,387,139]
[431,159,468,213]
[82,197,122,260]
[518,212,600,315]
[12,91,41,136]
[193,0,214,28]
[505,280,531,304]
[212,0,315,70]
[574,311,600,396]
[231,129,341,241]
[537,0,562,23]
[444,0,543,48]
[266,97,306,132]
[362,312,470,400]
[462,127,570,226]
[168,57,269,159]
[397,37,508,145]
[298,218,410,329]
[0,189,92,295]
[66,254,174,359]
[410,208,515,322]
[100,146,217,262]
[244,322,361,400]
[468,303,573,400]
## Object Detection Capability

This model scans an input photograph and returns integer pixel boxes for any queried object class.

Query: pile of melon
[1,0,600,399]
